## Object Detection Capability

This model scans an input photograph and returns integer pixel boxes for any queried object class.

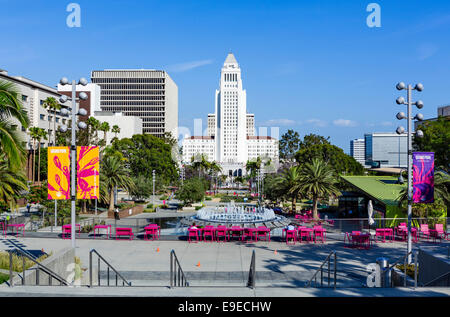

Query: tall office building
[364,133,407,168]
[91,69,178,138]
[182,53,279,176]
[350,138,365,166]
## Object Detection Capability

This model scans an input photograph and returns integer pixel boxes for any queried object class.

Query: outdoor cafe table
[7,223,25,237]
[227,227,244,241]
[62,224,81,239]
[254,227,271,242]
[396,226,418,243]
[93,224,112,239]
[347,232,371,249]
[298,227,314,243]
[144,224,161,240]
[375,228,394,243]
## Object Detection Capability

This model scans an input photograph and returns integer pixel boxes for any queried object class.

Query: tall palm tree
[277,166,303,213]
[111,125,120,143]
[28,127,41,183]
[42,97,60,146]
[0,80,29,168]
[99,121,110,147]
[246,157,262,192]
[36,128,47,184]
[297,158,340,219]
[208,161,222,192]
[100,155,135,212]
[0,156,28,206]
[87,117,101,145]
[191,154,209,178]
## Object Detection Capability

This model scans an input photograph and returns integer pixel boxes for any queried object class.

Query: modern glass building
[364,133,407,168]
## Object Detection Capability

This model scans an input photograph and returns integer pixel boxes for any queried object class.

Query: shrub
[0,272,9,284]
[144,208,155,213]
[195,206,203,211]
[0,251,50,272]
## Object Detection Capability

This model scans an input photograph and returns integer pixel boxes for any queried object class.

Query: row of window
[96,84,165,90]
[100,101,165,106]
[101,90,165,95]
[101,96,165,101]
[92,78,165,83]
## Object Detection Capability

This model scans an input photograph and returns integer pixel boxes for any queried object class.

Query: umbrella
[368,200,375,233]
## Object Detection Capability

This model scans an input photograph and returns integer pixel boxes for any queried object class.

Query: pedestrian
[26,203,31,213]
[114,207,120,220]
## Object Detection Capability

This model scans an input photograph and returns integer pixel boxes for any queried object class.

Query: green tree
[176,177,206,206]
[299,133,330,150]
[297,158,340,219]
[100,155,135,212]
[0,156,28,207]
[414,116,450,172]
[42,97,60,145]
[0,80,29,168]
[277,166,303,213]
[36,128,47,184]
[279,129,301,160]
[28,127,41,183]
[130,175,152,200]
[99,121,110,147]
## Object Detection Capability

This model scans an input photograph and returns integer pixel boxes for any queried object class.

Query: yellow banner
[77,146,99,199]
[48,147,70,200]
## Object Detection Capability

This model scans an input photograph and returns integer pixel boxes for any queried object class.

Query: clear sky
[1,0,449,152]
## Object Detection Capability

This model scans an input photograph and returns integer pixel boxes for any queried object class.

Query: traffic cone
[156,247,160,252]
[196,261,201,267]
[274,250,278,255]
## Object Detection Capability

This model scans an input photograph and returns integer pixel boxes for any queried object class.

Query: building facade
[182,53,279,176]
[58,83,101,121]
[364,133,408,168]
[350,138,365,167]
[91,69,178,138]
[92,111,143,145]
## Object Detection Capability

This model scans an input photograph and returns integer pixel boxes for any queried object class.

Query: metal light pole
[395,82,424,263]
[58,77,89,249]
[152,170,156,207]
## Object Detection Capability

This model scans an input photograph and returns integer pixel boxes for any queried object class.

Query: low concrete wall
[107,204,144,219]
[418,249,450,286]
[10,248,75,286]
[391,267,416,287]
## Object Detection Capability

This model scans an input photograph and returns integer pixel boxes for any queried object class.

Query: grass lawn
[0,272,9,284]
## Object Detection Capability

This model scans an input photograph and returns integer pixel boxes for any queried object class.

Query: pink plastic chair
[203,226,215,242]
[188,227,200,243]
[299,228,313,243]
[256,226,270,242]
[420,224,431,241]
[285,229,296,245]
[215,226,227,242]
[435,224,449,240]
[313,225,326,243]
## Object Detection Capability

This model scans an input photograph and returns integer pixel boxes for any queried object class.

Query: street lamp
[58,77,89,249]
[395,82,424,263]
[152,170,156,207]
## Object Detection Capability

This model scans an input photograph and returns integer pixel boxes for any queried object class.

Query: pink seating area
[62,224,81,239]
[187,225,271,243]
[115,227,134,240]
[144,224,161,241]
[374,228,394,243]
[282,225,326,245]
[93,224,112,239]
[0,222,5,237]
[6,223,25,237]
[344,231,371,249]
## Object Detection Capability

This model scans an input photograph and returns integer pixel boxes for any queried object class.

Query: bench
[115,227,134,240]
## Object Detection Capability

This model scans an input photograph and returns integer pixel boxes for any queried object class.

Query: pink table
[227,227,244,241]
[93,225,112,239]
[0,222,6,237]
[62,224,81,239]
[375,228,394,243]
[254,227,270,242]
[7,224,25,237]
[298,227,314,243]
[144,224,161,240]
[350,233,371,249]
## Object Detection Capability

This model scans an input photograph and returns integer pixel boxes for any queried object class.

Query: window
[22,95,28,102]
[40,114,45,120]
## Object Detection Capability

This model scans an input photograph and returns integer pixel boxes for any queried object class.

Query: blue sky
[1,0,450,152]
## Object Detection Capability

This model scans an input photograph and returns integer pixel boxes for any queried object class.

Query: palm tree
[208,161,222,192]
[99,121,110,146]
[0,80,29,168]
[297,158,340,219]
[277,166,303,213]
[111,125,120,143]
[28,127,41,183]
[191,154,209,178]
[100,155,135,212]
[42,97,60,145]
[246,157,262,193]
[0,156,28,207]
[87,117,101,145]
[36,128,47,184]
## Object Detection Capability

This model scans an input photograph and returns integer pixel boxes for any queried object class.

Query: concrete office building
[91,69,178,138]
[0,69,70,148]
[182,53,279,176]
[92,111,143,145]
[414,105,450,130]
[58,83,101,121]
[364,133,408,168]
[350,138,366,167]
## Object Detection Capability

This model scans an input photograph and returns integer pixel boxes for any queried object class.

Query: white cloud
[417,43,439,61]
[306,119,327,127]
[166,59,213,72]
[380,121,393,126]
[333,119,358,127]
[258,119,297,127]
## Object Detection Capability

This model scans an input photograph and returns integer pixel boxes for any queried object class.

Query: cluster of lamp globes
[57,77,89,133]
[395,82,424,139]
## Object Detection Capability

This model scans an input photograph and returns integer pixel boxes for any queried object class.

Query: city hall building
[182,53,279,177]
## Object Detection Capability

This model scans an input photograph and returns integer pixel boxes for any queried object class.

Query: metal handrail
[247,250,256,289]
[422,271,450,287]
[89,249,131,287]
[386,251,418,288]
[305,250,337,289]
[9,249,69,287]
[170,250,189,287]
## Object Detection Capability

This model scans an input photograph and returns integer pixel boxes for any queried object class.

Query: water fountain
[180,202,290,229]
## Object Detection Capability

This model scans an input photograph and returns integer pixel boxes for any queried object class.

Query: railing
[170,250,189,287]
[8,249,69,287]
[247,250,256,289]
[386,251,418,288]
[305,250,337,289]
[422,271,450,287]
[89,249,131,287]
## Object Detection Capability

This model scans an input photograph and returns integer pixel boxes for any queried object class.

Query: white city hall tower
[182,53,279,177]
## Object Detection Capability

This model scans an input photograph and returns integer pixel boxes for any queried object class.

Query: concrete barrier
[418,249,450,286]
[107,204,145,219]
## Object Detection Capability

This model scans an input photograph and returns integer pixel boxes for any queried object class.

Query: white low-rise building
[92,111,143,145]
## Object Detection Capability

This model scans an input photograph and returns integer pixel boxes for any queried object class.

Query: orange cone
[196,261,201,267]
[274,250,278,255]
[156,247,160,252]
